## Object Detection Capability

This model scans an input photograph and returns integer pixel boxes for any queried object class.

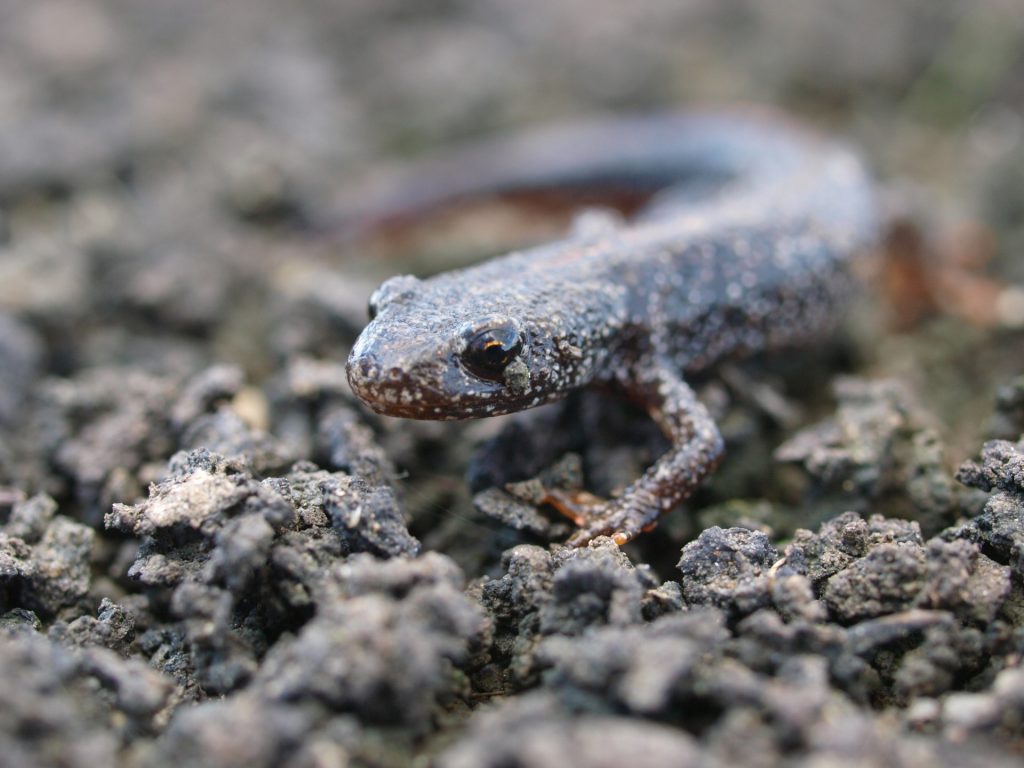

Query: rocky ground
[2,1,1024,766]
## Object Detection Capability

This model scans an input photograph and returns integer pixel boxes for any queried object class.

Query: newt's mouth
[346,345,470,420]
[346,344,536,421]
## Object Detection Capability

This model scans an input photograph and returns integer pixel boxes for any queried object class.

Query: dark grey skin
[346,110,878,546]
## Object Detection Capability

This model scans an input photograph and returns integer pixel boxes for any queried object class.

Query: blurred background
[2,1,1023,321]
[3,1,1023,296]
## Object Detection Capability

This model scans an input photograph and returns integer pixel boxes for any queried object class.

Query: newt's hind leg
[565,360,724,547]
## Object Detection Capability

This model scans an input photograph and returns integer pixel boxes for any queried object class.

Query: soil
[2,1,1024,766]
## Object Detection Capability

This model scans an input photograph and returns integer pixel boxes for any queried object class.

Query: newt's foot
[559,499,659,548]
[539,489,661,547]
[539,488,606,527]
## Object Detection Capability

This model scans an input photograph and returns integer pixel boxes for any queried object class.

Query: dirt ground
[1,1,1024,766]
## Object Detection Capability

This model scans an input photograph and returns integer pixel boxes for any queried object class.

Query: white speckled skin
[346,111,878,545]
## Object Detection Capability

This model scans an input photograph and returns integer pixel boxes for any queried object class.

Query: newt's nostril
[346,348,381,391]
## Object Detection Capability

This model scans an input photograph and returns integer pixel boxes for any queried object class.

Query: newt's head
[346,268,624,420]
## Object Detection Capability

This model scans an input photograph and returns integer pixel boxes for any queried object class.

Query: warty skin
[347,110,878,546]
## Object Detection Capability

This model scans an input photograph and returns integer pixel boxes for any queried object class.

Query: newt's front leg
[565,359,725,547]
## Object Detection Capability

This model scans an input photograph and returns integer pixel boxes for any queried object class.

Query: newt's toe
[564,509,660,548]
[541,488,606,527]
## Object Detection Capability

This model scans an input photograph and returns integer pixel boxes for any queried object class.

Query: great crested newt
[345,110,878,546]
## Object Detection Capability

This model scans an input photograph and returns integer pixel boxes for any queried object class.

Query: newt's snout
[346,343,411,414]
[345,346,378,405]
[346,330,454,419]
[347,344,383,389]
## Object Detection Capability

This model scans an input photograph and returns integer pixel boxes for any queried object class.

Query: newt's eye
[461,325,523,381]
[366,285,388,321]
[368,274,420,321]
